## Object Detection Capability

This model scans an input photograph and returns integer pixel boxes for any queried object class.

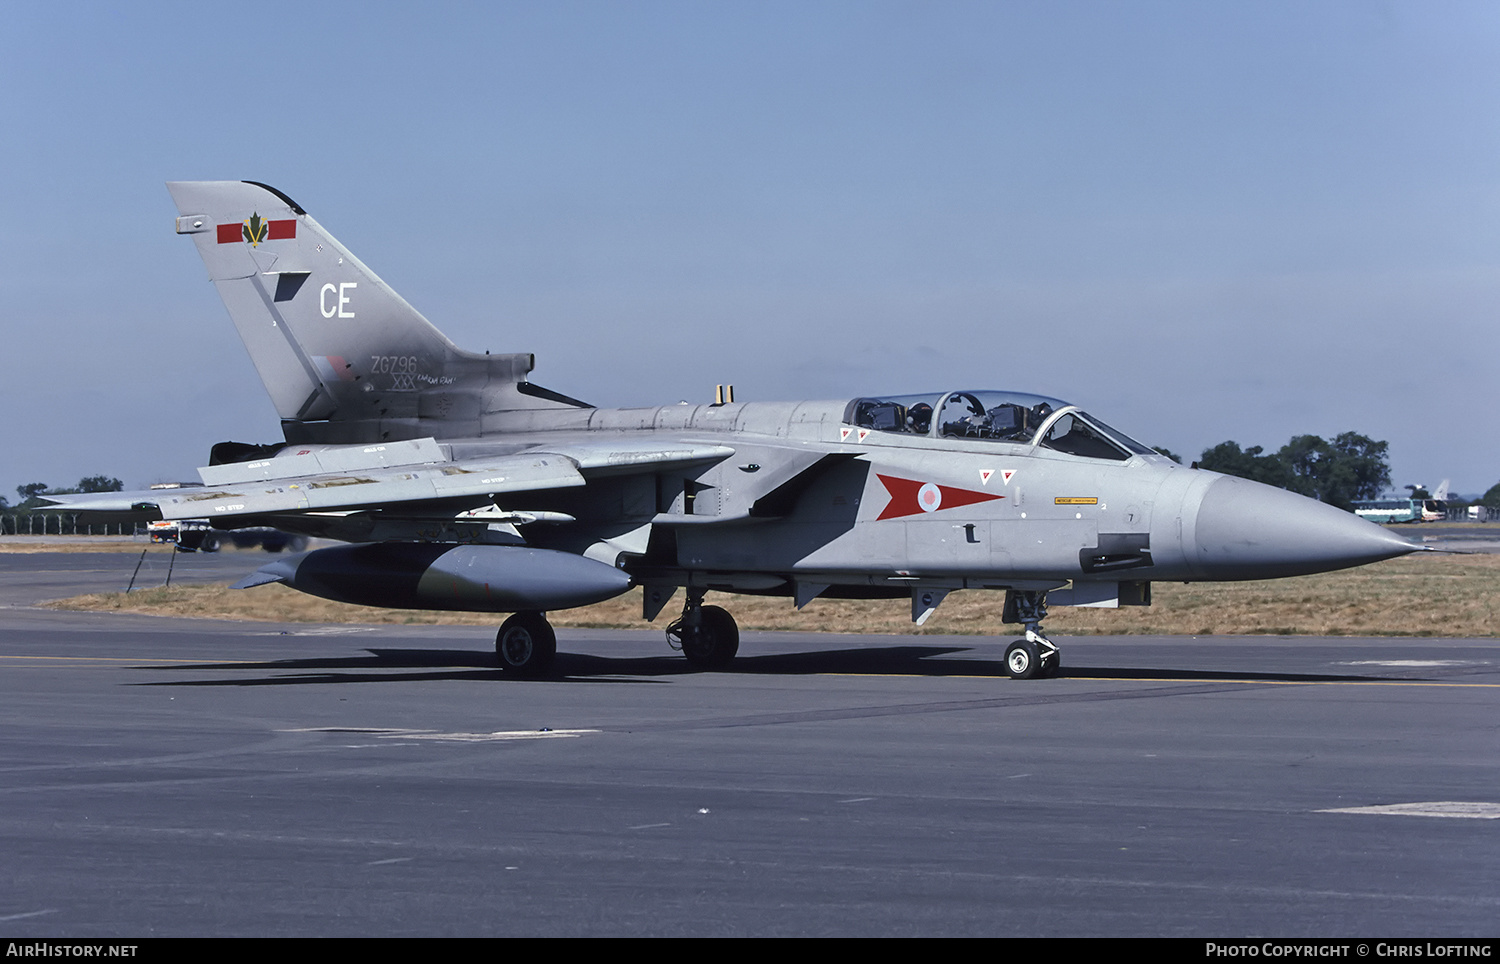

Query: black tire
[495,611,557,675]
[681,605,739,669]
[1005,639,1041,680]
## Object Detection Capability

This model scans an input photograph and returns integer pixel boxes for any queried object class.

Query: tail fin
[167,181,584,444]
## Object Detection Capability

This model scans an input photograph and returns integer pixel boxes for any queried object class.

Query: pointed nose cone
[1193,476,1419,579]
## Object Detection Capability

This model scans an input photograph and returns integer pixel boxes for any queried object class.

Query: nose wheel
[1004,632,1061,679]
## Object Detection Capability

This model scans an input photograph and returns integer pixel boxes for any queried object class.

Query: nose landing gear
[1003,590,1061,679]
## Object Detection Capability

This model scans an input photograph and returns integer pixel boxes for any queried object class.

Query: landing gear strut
[665,589,740,669]
[1003,590,1060,680]
[495,611,557,675]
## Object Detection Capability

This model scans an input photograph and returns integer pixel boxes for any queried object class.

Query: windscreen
[1038,411,1156,461]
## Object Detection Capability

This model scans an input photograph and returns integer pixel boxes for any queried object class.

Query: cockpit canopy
[843,390,1157,462]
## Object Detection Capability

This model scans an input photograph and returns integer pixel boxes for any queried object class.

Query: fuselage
[321,389,1417,597]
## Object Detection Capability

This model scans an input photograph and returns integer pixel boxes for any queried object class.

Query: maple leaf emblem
[242,212,269,246]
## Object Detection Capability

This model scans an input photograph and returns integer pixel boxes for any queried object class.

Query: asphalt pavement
[0,550,1495,937]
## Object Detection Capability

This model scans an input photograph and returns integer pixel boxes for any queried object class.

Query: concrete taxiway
[0,550,1496,936]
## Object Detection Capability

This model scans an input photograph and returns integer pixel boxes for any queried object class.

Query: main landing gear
[1003,590,1061,680]
[665,588,740,669]
[495,611,557,675]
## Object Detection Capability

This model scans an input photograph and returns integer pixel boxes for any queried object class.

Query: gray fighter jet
[47,181,1420,678]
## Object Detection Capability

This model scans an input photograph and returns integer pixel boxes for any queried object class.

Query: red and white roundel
[875,474,1004,520]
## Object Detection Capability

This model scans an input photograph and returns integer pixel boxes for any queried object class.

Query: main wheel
[495,611,557,675]
[681,605,739,669]
[1004,638,1041,680]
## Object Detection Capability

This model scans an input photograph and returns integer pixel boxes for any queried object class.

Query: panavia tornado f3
[47,181,1421,678]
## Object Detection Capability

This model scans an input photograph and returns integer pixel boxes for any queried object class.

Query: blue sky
[3,1,1497,495]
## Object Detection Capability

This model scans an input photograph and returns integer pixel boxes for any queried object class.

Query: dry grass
[0,539,187,554]
[45,552,1500,637]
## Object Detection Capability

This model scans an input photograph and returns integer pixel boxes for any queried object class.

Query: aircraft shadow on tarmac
[133,645,1408,687]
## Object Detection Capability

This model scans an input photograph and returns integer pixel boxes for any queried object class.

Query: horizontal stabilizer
[231,559,298,589]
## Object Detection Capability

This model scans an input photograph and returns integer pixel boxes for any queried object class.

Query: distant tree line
[1191,433,1391,512]
[0,477,126,536]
